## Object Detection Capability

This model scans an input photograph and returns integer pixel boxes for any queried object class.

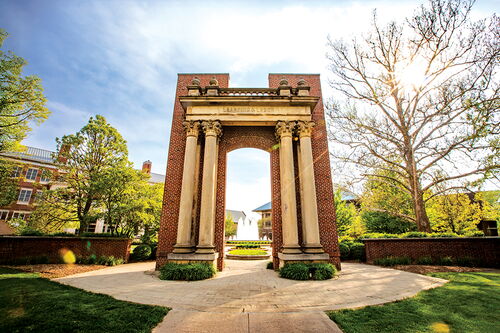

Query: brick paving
[55,259,445,332]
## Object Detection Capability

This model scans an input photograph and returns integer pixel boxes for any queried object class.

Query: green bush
[358,233,399,239]
[455,257,477,267]
[463,230,485,237]
[416,256,433,265]
[49,232,77,237]
[159,262,216,281]
[429,232,459,238]
[279,263,310,280]
[401,232,428,238]
[228,249,267,256]
[235,244,261,249]
[79,232,129,238]
[310,263,336,280]
[226,240,271,245]
[19,229,45,236]
[438,256,454,266]
[339,242,350,260]
[349,242,365,261]
[266,261,274,270]
[132,244,152,261]
[362,211,417,234]
[374,256,412,266]
[279,263,336,280]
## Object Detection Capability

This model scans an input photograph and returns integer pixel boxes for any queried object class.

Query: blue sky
[1,0,497,211]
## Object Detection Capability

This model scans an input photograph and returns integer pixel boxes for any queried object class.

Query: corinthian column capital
[201,120,222,137]
[183,121,201,137]
[297,121,315,138]
[275,121,296,139]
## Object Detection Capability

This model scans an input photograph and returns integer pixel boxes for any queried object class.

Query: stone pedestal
[277,252,330,269]
[167,252,219,267]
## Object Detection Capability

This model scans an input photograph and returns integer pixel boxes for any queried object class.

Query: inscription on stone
[222,106,273,113]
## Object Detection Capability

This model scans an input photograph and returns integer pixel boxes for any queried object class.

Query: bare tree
[326,0,499,232]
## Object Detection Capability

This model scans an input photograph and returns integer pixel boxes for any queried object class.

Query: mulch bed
[1,264,107,279]
[392,265,483,275]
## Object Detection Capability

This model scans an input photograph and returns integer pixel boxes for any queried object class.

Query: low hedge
[374,255,484,267]
[226,240,271,245]
[339,241,365,261]
[131,244,152,261]
[76,255,124,266]
[279,263,336,281]
[159,262,216,281]
[357,231,485,239]
[374,256,412,266]
[228,249,267,256]
[235,244,261,249]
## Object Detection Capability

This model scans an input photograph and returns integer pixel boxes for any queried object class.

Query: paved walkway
[55,260,446,332]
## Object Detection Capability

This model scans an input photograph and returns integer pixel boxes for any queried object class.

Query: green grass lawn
[327,272,500,333]
[0,267,169,333]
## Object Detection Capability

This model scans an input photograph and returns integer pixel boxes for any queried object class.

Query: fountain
[235,214,259,240]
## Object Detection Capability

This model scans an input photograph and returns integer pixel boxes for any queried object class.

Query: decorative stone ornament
[209,77,219,86]
[206,77,220,96]
[191,77,201,86]
[187,77,202,96]
[275,121,296,138]
[279,78,289,86]
[201,120,222,137]
[297,78,307,86]
[183,120,201,137]
[278,78,292,96]
[296,78,310,96]
[297,121,315,138]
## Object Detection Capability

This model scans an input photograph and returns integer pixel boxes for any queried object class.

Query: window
[11,166,22,178]
[11,212,28,221]
[40,169,51,182]
[35,190,44,201]
[25,168,38,181]
[0,210,9,220]
[17,189,32,204]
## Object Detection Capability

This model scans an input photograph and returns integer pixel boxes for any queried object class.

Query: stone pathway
[54,260,446,332]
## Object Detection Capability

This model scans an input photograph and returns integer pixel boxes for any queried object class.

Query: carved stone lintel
[201,120,222,137]
[183,121,201,137]
[297,121,315,138]
[275,121,296,139]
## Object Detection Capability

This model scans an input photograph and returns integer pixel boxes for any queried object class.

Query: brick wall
[363,238,500,267]
[0,236,132,264]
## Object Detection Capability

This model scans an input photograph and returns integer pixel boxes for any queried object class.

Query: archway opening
[224,148,272,262]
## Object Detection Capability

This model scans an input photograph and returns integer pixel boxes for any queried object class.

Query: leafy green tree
[333,189,358,235]
[0,160,17,206]
[427,193,482,234]
[0,29,49,152]
[54,115,128,232]
[361,211,416,234]
[225,213,237,238]
[327,0,499,231]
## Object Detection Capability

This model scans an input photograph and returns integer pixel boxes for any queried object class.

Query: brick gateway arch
[156,74,340,271]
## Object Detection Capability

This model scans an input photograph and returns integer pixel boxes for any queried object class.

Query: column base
[282,244,302,254]
[172,244,195,254]
[167,252,219,267]
[195,245,216,254]
[277,252,330,269]
[302,243,324,254]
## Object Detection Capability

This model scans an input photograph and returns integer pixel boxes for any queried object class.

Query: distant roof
[148,172,165,184]
[225,210,246,222]
[0,146,55,165]
[340,190,358,201]
[253,202,271,212]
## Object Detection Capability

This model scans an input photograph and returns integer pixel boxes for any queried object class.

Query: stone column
[276,121,301,254]
[297,121,324,253]
[173,121,201,253]
[196,120,222,254]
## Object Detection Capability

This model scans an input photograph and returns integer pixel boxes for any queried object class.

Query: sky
[0,0,497,212]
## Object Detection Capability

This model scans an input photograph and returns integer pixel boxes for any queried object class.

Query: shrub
[132,244,152,261]
[455,257,476,267]
[266,261,274,270]
[279,263,310,280]
[463,230,485,237]
[374,256,411,266]
[429,232,459,238]
[438,256,454,266]
[87,254,97,264]
[349,242,366,261]
[159,262,216,281]
[19,229,45,236]
[79,232,128,238]
[235,244,260,249]
[228,249,267,256]
[49,232,77,237]
[401,232,428,238]
[279,263,337,280]
[362,211,416,234]
[339,242,350,260]
[310,263,336,280]
[416,256,433,265]
[358,233,399,239]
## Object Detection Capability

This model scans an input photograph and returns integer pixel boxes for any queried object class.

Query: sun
[396,57,428,91]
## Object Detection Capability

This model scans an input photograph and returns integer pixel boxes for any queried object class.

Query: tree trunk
[413,189,431,232]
